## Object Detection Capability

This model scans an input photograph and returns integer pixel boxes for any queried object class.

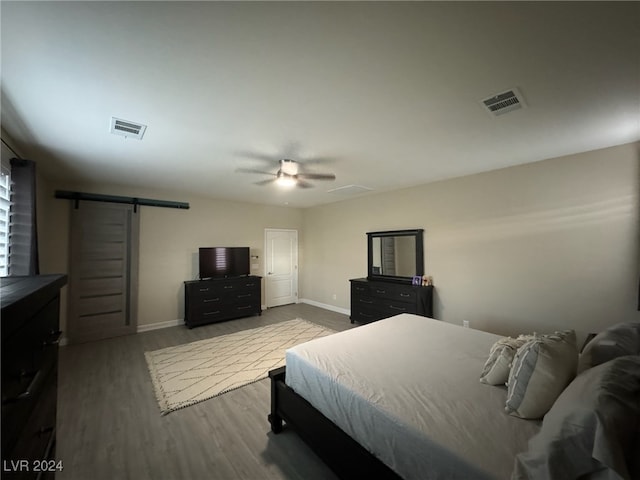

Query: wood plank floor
[56,303,356,480]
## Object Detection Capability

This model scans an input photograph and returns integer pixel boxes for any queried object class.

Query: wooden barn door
[67,201,139,343]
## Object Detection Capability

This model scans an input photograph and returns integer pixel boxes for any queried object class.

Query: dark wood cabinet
[184,276,262,328]
[349,278,433,324]
[1,274,67,479]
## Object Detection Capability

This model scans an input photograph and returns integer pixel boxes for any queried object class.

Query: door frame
[264,228,299,308]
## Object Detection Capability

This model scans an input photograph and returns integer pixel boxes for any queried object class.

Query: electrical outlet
[332,294,337,300]
[463,320,470,329]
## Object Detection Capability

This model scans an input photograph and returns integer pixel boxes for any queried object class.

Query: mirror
[367,229,424,283]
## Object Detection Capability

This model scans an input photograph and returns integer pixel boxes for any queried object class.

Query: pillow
[578,321,640,374]
[480,334,534,385]
[505,330,577,419]
[512,355,640,480]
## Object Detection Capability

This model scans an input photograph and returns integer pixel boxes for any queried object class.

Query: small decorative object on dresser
[184,275,262,328]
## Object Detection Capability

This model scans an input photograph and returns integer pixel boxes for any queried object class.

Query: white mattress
[285,314,541,480]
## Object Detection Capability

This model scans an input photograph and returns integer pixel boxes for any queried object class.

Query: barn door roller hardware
[55,190,189,212]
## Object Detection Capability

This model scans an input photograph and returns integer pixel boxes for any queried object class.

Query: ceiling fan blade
[235,168,276,176]
[299,157,336,167]
[235,150,278,163]
[296,179,314,189]
[297,173,336,180]
[254,178,277,186]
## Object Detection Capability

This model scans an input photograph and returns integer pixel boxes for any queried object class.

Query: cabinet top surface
[1,274,68,311]
[350,277,433,289]
[1,275,67,338]
[184,275,261,285]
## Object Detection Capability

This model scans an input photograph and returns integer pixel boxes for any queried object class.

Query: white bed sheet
[285,314,540,480]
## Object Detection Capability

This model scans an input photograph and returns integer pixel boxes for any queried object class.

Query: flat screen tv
[199,247,250,280]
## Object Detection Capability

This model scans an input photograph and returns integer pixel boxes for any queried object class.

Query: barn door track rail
[55,190,189,211]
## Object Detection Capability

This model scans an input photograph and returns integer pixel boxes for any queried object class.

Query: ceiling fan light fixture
[276,171,296,188]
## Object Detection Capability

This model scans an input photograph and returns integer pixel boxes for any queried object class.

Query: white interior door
[265,229,298,308]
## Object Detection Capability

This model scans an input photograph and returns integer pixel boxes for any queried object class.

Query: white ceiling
[1,1,639,208]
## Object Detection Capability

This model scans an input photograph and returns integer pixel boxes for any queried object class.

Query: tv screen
[199,247,250,280]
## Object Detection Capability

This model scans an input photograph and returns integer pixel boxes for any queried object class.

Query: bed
[268,314,640,480]
[268,314,540,479]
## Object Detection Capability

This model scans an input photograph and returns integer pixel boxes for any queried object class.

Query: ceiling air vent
[110,117,147,139]
[481,88,526,116]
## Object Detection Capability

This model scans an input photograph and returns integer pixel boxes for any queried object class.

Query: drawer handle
[376,289,386,294]
[359,299,373,304]
[43,330,63,347]
[238,294,252,298]
[389,305,406,311]
[203,311,221,316]
[224,285,234,289]
[2,370,42,405]
[199,288,209,292]
[245,283,255,287]
[237,305,252,310]
[400,293,410,297]
[203,298,220,303]
[356,287,365,291]
[360,312,373,318]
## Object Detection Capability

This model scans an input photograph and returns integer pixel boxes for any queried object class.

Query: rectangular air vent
[110,117,147,139]
[481,88,526,116]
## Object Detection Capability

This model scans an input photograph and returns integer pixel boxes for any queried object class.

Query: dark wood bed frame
[268,366,401,480]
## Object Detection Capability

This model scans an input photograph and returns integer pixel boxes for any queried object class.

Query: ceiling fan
[236,158,336,188]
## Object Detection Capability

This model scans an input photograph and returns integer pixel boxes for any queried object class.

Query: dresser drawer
[188,307,231,325]
[189,302,229,319]
[231,302,260,316]
[188,280,259,297]
[352,294,377,309]
[230,290,259,303]
[351,282,371,297]
[368,284,417,303]
[378,300,417,316]
[4,368,57,475]
[186,284,233,302]
[188,289,259,308]
[350,305,386,324]
[2,301,59,402]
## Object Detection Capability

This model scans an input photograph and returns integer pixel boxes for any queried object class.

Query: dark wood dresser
[1,274,67,479]
[350,278,433,324]
[184,275,262,328]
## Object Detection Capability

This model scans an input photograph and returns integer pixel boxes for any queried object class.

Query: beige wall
[33,142,640,344]
[302,142,640,344]
[38,182,303,332]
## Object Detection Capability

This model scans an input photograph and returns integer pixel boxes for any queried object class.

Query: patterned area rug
[145,318,335,415]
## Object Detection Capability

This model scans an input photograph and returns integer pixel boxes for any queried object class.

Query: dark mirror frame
[367,229,424,284]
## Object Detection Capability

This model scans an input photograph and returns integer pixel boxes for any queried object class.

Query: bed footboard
[268,366,401,480]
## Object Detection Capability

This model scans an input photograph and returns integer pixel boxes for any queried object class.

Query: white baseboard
[137,318,184,333]
[299,298,350,316]
[59,319,184,346]
[60,302,345,345]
